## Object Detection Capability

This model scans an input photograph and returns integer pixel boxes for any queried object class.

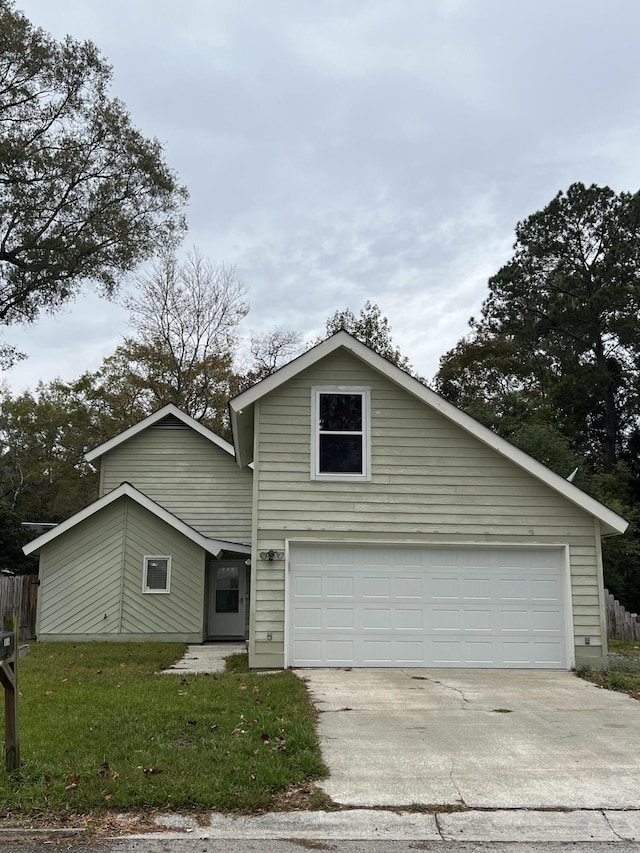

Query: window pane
[215,566,239,613]
[319,393,362,431]
[319,434,363,473]
[146,558,168,590]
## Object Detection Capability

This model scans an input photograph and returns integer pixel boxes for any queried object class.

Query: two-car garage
[287,544,570,669]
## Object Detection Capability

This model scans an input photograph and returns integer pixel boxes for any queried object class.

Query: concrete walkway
[161,642,246,674]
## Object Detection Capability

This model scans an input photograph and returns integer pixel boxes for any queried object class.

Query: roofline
[229,331,628,536]
[23,482,251,557]
[85,403,235,463]
[230,333,355,411]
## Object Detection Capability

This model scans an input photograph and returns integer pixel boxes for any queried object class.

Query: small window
[311,387,371,481]
[143,556,171,594]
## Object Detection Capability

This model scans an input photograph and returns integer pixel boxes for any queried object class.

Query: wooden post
[0,613,20,773]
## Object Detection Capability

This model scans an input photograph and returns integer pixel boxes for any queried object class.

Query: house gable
[85,404,234,462]
[252,349,601,540]
[88,405,253,544]
[35,492,211,642]
[230,332,626,537]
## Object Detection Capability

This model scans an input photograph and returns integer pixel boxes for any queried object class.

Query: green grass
[608,638,640,659]
[0,643,326,815]
[578,638,640,699]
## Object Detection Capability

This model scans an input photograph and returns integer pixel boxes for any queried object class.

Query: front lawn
[0,643,326,815]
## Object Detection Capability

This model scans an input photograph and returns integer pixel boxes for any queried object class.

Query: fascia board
[85,403,235,463]
[23,482,251,556]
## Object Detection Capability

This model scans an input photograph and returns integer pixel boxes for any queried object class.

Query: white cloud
[3,0,640,393]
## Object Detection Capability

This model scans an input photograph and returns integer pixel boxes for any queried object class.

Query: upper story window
[311,387,371,481]
[143,555,171,594]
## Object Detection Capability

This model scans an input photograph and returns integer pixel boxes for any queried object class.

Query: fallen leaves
[65,773,81,791]
[98,761,119,779]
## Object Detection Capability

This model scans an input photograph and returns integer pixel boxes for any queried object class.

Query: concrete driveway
[300,668,640,809]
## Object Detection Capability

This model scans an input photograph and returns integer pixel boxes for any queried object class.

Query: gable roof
[23,482,251,557]
[229,331,628,537]
[85,403,234,464]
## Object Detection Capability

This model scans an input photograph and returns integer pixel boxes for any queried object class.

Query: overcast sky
[3,0,640,393]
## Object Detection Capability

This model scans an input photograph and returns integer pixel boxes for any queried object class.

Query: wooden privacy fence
[605,589,640,642]
[0,575,38,641]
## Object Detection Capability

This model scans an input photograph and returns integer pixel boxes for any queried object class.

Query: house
[24,406,253,642]
[25,332,627,670]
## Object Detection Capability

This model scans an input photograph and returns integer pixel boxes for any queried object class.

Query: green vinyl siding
[120,500,205,637]
[250,350,605,669]
[37,496,206,642]
[99,423,252,544]
[38,500,125,637]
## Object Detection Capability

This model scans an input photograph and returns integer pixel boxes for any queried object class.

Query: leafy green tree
[0,0,187,346]
[0,382,98,522]
[322,301,415,374]
[438,183,640,472]
[0,501,37,573]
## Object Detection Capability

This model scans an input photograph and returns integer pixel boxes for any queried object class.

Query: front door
[207,561,246,639]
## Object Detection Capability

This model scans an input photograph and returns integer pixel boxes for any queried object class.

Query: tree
[78,249,249,435]
[233,327,304,391]
[0,501,38,573]
[322,301,415,374]
[0,382,98,522]
[0,1,187,336]
[436,183,640,472]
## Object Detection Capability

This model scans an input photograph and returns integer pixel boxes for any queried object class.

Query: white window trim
[310,386,371,482]
[142,555,172,594]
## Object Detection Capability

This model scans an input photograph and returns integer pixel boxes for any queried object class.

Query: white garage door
[288,545,569,669]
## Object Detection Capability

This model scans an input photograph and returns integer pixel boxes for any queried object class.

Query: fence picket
[605,589,640,642]
[0,575,38,640]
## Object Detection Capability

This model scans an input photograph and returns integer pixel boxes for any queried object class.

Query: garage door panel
[464,641,494,664]
[363,608,391,629]
[288,546,568,669]
[325,640,354,663]
[293,639,322,664]
[499,578,529,600]
[396,608,422,629]
[501,609,530,631]
[395,640,424,664]
[294,575,322,597]
[293,607,322,629]
[325,576,353,597]
[463,610,492,631]
[532,609,563,632]
[396,577,422,597]
[431,577,460,599]
[432,609,460,630]
[531,578,562,600]
[363,576,391,597]
[326,608,354,629]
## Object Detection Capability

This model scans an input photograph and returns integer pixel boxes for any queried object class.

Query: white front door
[288,544,569,668]
[208,562,246,638]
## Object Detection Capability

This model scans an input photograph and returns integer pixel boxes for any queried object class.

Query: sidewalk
[1,806,639,844]
[161,642,246,674]
[101,807,640,842]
